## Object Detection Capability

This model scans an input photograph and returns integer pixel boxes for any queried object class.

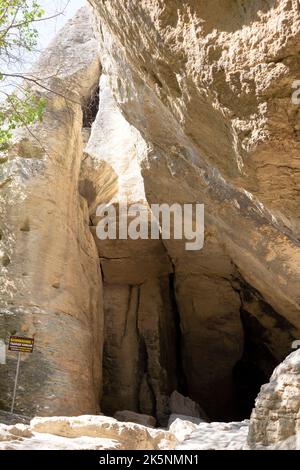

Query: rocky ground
[2,350,300,450]
[0,414,249,451]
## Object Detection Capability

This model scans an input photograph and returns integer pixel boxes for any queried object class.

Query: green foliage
[0,1,46,150]
[0,0,44,53]
[0,91,45,149]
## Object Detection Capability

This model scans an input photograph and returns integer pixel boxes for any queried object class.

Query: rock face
[88,0,300,420]
[0,0,300,434]
[248,349,300,448]
[0,8,103,416]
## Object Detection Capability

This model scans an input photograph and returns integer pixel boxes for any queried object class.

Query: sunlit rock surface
[0,0,300,449]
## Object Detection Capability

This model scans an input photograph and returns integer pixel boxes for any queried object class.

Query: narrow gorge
[0,0,300,450]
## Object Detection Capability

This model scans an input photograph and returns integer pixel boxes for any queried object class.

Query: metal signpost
[0,340,6,365]
[8,336,34,414]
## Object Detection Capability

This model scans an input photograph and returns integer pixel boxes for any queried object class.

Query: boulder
[168,415,201,442]
[114,410,156,428]
[248,349,300,449]
[169,391,207,420]
[30,415,176,450]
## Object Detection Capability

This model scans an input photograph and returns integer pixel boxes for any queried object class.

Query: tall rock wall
[89,0,300,419]
[0,8,103,416]
[81,73,178,424]
[0,1,300,427]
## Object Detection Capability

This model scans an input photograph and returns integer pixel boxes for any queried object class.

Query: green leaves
[0,90,46,150]
[0,1,46,149]
[0,1,44,52]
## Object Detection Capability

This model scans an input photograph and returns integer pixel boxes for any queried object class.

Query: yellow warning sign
[8,336,34,353]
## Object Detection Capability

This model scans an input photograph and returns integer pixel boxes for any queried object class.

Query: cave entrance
[231,296,286,421]
[78,84,285,425]
[99,270,286,424]
[161,272,284,423]
[233,350,270,420]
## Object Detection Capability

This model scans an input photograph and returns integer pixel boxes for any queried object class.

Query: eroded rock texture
[0,414,249,450]
[1,0,300,431]
[88,0,300,420]
[81,73,178,424]
[248,349,300,448]
[0,8,103,416]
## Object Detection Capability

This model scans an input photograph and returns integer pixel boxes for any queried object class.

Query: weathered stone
[248,349,300,449]
[168,415,202,443]
[0,413,252,451]
[89,0,300,419]
[0,423,32,442]
[30,415,176,450]
[168,414,204,427]
[101,277,178,424]
[169,391,207,421]
[0,7,103,416]
[114,410,156,428]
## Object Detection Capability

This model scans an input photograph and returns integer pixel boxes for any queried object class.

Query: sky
[0,1,86,100]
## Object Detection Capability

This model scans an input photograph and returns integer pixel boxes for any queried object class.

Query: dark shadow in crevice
[168,272,188,397]
[233,307,278,420]
[82,86,99,128]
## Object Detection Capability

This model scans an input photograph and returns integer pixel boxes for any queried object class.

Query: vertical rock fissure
[135,283,157,418]
[168,272,188,397]
[83,86,100,128]
[137,334,156,417]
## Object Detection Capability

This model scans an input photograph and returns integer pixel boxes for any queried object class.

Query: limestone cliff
[89,0,300,420]
[0,0,300,448]
[0,8,103,416]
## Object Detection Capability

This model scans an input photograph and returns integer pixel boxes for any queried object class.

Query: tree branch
[1,72,80,105]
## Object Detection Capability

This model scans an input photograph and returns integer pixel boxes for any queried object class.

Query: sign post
[8,336,34,414]
[0,340,6,364]
[11,352,21,413]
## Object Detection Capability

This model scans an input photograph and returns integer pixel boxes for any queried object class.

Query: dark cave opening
[167,280,287,423]
[233,359,267,420]
[82,86,100,128]
[96,234,292,425]
[232,306,280,421]
[99,274,287,424]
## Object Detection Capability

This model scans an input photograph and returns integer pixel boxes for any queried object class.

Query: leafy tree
[0,1,48,150]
